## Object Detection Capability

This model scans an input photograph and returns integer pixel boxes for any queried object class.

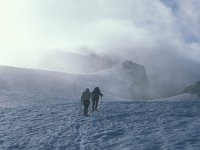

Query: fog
[0,0,200,98]
[0,0,200,68]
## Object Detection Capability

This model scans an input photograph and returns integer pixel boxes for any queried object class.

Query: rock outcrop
[120,60,150,99]
[182,81,200,95]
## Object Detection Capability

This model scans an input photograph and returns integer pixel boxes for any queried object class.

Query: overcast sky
[0,0,200,70]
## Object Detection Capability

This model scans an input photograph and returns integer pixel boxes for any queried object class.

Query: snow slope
[0,94,200,150]
[0,61,149,100]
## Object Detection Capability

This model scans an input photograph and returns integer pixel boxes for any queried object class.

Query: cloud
[38,0,200,63]
[0,0,200,70]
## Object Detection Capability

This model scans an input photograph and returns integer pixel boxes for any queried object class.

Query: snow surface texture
[1,94,200,150]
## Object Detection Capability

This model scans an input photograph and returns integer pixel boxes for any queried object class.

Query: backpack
[82,91,91,101]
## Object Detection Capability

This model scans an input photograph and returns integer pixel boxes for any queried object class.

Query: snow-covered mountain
[1,62,200,150]
[0,60,150,101]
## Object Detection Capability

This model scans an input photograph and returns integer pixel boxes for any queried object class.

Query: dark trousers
[92,98,99,111]
[83,101,90,116]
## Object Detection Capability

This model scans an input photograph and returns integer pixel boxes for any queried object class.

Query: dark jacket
[92,87,103,100]
[81,89,91,104]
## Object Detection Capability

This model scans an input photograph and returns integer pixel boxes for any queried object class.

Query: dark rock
[120,60,150,99]
[182,81,200,95]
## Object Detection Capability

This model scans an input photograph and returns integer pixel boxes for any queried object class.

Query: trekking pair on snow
[81,87,103,116]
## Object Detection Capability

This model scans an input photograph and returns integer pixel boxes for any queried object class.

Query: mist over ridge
[0,0,200,99]
[0,60,150,101]
[40,49,200,99]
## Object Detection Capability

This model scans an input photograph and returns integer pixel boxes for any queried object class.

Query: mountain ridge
[0,60,150,100]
